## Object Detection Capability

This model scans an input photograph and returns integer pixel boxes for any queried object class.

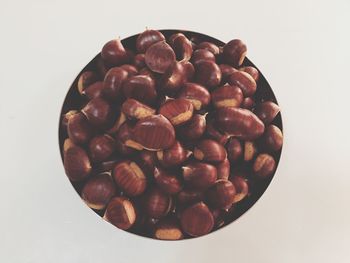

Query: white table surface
[1,0,349,262]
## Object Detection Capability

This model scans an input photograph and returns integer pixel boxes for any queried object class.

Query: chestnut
[97,157,122,173]
[226,138,243,162]
[195,60,222,88]
[158,98,193,126]
[216,158,230,180]
[89,134,115,163]
[116,123,140,153]
[159,62,187,94]
[123,75,157,105]
[215,107,265,140]
[145,41,176,73]
[197,41,220,55]
[230,176,249,203]
[106,112,127,135]
[239,66,259,82]
[67,112,94,144]
[77,71,98,94]
[133,53,146,69]
[253,154,276,178]
[243,141,257,162]
[211,84,243,108]
[180,202,214,237]
[101,38,128,66]
[228,71,257,97]
[157,141,189,167]
[143,187,172,219]
[206,119,230,145]
[169,33,193,61]
[62,110,78,127]
[194,139,227,163]
[81,97,112,127]
[254,101,280,125]
[136,29,165,53]
[103,67,129,101]
[241,97,255,109]
[138,150,158,175]
[206,179,236,209]
[222,39,247,67]
[191,49,215,65]
[120,64,138,76]
[219,64,238,84]
[81,173,116,210]
[153,217,184,240]
[121,98,156,120]
[261,125,283,152]
[182,162,217,190]
[83,81,104,100]
[64,144,91,182]
[177,114,206,140]
[154,167,182,194]
[113,161,147,196]
[104,197,136,230]
[177,189,204,205]
[180,61,195,81]
[177,82,211,110]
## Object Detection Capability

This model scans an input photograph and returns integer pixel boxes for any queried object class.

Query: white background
[1,0,349,262]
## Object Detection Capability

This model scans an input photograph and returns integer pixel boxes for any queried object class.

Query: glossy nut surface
[157,141,189,167]
[159,62,187,94]
[83,81,104,99]
[254,101,280,125]
[177,82,210,110]
[191,49,215,65]
[230,176,249,203]
[197,41,220,55]
[219,64,238,84]
[101,39,128,66]
[64,144,91,182]
[154,167,182,194]
[67,112,94,144]
[195,60,222,88]
[104,197,136,230]
[253,154,276,178]
[177,114,206,140]
[136,29,165,53]
[228,71,257,97]
[89,134,115,162]
[77,71,98,94]
[243,141,257,162]
[211,84,243,108]
[169,33,193,61]
[194,139,227,163]
[216,158,230,180]
[143,187,172,219]
[121,98,155,120]
[145,41,176,73]
[239,66,259,81]
[123,75,157,105]
[153,218,184,240]
[103,67,129,101]
[158,98,193,126]
[81,97,112,127]
[182,162,217,190]
[222,39,247,67]
[226,138,243,162]
[262,125,283,152]
[206,179,236,209]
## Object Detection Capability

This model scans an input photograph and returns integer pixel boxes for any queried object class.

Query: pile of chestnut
[61,29,283,240]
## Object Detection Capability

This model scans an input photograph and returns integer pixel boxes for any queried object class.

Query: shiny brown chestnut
[219,64,238,84]
[159,62,187,94]
[191,49,215,65]
[194,139,227,163]
[133,53,146,69]
[153,217,184,240]
[145,41,176,73]
[154,167,182,194]
[254,101,280,125]
[177,114,206,140]
[143,187,172,219]
[83,81,104,99]
[106,112,127,135]
[97,157,122,173]
[123,75,157,105]
[64,143,91,182]
[253,154,276,178]
[120,64,138,76]
[206,119,230,145]
[206,179,236,209]
[215,107,265,140]
[177,189,204,205]
[241,97,255,109]
[182,162,217,190]
[81,173,116,210]
[138,150,158,175]
[244,141,257,162]
[67,112,94,144]
[113,161,147,196]
[211,84,243,108]
[158,98,193,126]
[131,115,175,151]
[169,33,193,61]
[197,41,220,55]
[77,71,98,94]
[230,176,249,203]
[180,202,214,237]
[239,66,259,82]
[216,158,230,180]
[101,38,128,66]
[228,71,257,97]
[62,110,78,127]
[89,134,115,162]
[116,122,140,154]
[177,82,210,110]
[81,97,112,127]
[103,67,129,101]
[261,125,283,152]
[136,29,165,53]
[104,197,136,230]
[180,61,195,81]
[121,98,155,120]
[222,39,247,67]
[195,60,222,88]
[226,138,243,162]
[138,67,155,79]
[157,141,189,167]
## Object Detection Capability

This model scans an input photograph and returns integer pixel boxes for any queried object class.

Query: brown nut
[153,217,184,240]
[67,112,94,144]
[96,157,122,173]
[159,62,186,94]
[254,101,280,125]
[138,150,157,175]
[262,125,283,152]
[101,38,128,66]
[157,141,189,167]
[191,49,215,65]
[120,64,138,76]
[177,114,206,140]
[81,97,112,127]
[219,64,238,84]
[195,60,222,88]
[253,154,276,178]
[177,189,204,205]
[182,162,217,190]
[180,61,195,81]
[136,29,165,53]
[215,107,265,140]
[206,119,231,145]
[106,112,127,135]
[64,144,91,182]
[228,71,257,97]
[210,208,225,228]
[123,75,157,105]
[133,53,146,69]
[226,138,243,162]
[77,71,98,94]
[104,197,136,230]
[244,141,257,162]
[222,39,247,67]
[180,202,214,237]
[138,67,155,79]
[169,33,193,61]
[230,176,249,203]
[62,110,78,127]
[158,98,193,126]
[83,81,104,99]
[194,139,227,163]
[211,84,243,108]
[132,114,176,151]
[89,134,115,163]
[143,187,172,219]
[197,41,220,55]
[113,161,147,196]
[216,158,230,180]
[81,173,116,210]
[145,41,176,73]
[241,97,255,109]
[177,82,211,110]
[154,167,183,194]
[206,179,236,209]
[121,98,156,120]
[239,66,259,82]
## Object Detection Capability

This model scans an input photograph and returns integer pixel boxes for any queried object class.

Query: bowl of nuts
[59,29,283,240]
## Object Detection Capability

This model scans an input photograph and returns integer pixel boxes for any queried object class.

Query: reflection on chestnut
[206,179,236,209]
[67,112,94,144]
[136,29,165,53]
[89,134,116,163]
[64,143,91,182]
[143,187,172,219]
[145,41,176,73]
[195,60,222,88]
[101,38,128,66]
[81,97,112,127]
[104,197,136,230]
[253,154,276,178]
[223,39,247,67]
